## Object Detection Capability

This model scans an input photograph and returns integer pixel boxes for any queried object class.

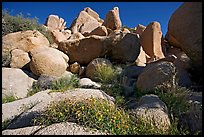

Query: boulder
[2,122,108,135]
[84,26,108,37]
[2,68,36,99]
[45,14,66,31]
[2,30,50,53]
[133,94,171,133]
[140,21,165,62]
[86,58,113,81]
[136,61,177,91]
[70,62,80,74]
[135,24,146,36]
[29,46,69,77]
[135,46,149,66]
[58,35,107,65]
[103,7,122,30]
[84,7,103,23]
[70,8,102,34]
[166,2,202,67]
[10,49,31,69]
[79,78,101,89]
[120,65,145,96]
[2,88,114,129]
[108,30,140,63]
[68,32,85,40]
[50,30,70,44]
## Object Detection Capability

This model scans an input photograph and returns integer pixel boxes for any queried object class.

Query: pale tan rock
[85,26,108,36]
[2,68,36,99]
[29,47,69,77]
[135,46,149,66]
[70,10,101,34]
[50,30,68,44]
[140,21,165,61]
[166,2,202,65]
[136,61,176,91]
[68,32,85,40]
[10,49,31,69]
[2,30,50,53]
[103,7,122,30]
[45,14,66,31]
[58,35,106,65]
[70,62,80,74]
[135,24,146,36]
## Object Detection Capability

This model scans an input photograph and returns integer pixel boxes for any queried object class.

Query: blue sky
[2,2,183,35]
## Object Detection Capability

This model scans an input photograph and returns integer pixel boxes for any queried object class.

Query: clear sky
[2,2,183,35]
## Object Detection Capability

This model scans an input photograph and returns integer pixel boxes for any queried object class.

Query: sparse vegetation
[49,75,79,93]
[2,10,53,44]
[33,97,169,135]
[27,75,80,96]
[2,95,17,104]
[94,65,119,84]
[2,119,12,130]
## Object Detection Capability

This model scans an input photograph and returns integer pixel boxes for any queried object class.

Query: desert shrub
[2,10,53,44]
[33,97,169,135]
[94,65,119,84]
[2,95,17,104]
[2,119,12,130]
[2,48,11,67]
[27,75,79,96]
[27,81,41,97]
[49,75,79,93]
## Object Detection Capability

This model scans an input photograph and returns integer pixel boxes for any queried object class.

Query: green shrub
[2,10,54,44]
[2,48,11,67]
[49,75,79,93]
[2,119,12,130]
[101,84,125,107]
[94,65,119,84]
[33,97,166,135]
[27,81,41,97]
[2,94,17,104]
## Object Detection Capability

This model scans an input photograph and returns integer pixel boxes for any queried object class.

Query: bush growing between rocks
[27,75,80,96]
[32,97,190,135]
[94,65,119,84]
[2,95,17,104]
[2,10,53,44]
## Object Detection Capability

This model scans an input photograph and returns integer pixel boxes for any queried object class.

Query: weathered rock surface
[103,7,122,30]
[45,14,66,31]
[79,78,101,89]
[135,24,146,36]
[68,32,85,40]
[140,21,165,62]
[10,49,31,69]
[108,30,141,63]
[58,35,107,65]
[135,46,149,66]
[29,46,69,77]
[2,122,108,135]
[2,68,36,99]
[2,88,114,129]
[136,61,177,91]
[70,62,80,74]
[133,94,171,133]
[50,30,70,44]
[84,25,108,36]
[166,2,202,66]
[2,30,50,53]
[70,8,102,34]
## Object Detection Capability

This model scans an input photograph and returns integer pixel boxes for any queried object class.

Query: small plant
[2,119,12,130]
[101,84,125,107]
[2,95,17,104]
[27,81,41,97]
[94,65,118,84]
[49,75,79,93]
